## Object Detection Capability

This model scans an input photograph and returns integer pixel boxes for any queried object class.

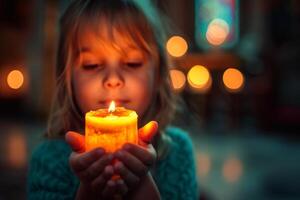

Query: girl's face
[72,27,157,119]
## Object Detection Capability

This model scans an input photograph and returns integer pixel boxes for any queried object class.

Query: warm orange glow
[7,130,27,168]
[206,18,229,46]
[197,153,211,177]
[188,65,209,86]
[169,69,186,91]
[7,70,24,89]
[223,157,243,183]
[187,65,212,92]
[223,68,244,92]
[108,101,116,112]
[166,36,188,57]
[85,107,138,152]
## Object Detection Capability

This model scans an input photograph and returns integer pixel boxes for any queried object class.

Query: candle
[85,101,138,152]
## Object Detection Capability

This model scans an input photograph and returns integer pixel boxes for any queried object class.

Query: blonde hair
[47,0,176,158]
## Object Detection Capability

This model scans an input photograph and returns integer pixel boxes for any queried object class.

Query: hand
[65,121,159,199]
[113,121,158,191]
[65,131,118,199]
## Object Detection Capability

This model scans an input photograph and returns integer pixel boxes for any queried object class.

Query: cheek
[132,88,152,117]
[73,80,87,113]
[127,70,156,116]
[72,73,99,113]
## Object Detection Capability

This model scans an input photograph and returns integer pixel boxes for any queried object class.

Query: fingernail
[117,179,124,185]
[123,144,131,150]
[96,148,104,156]
[116,150,123,158]
[105,165,114,174]
[107,154,114,161]
[107,180,115,187]
[113,161,120,169]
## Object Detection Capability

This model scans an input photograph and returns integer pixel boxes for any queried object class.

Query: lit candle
[85,101,138,152]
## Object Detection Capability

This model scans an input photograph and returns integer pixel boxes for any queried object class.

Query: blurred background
[0,0,300,199]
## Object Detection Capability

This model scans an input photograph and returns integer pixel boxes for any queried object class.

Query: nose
[103,70,124,89]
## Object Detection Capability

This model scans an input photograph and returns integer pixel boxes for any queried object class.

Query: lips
[98,99,130,107]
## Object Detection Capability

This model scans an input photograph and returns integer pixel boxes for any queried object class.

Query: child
[28,0,198,199]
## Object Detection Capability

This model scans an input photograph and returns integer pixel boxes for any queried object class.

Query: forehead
[69,11,160,62]
[77,25,141,52]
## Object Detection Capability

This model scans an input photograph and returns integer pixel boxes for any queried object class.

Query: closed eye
[82,64,101,70]
[126,62,143,68]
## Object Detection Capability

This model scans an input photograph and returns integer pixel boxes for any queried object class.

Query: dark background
[0,0,299,199]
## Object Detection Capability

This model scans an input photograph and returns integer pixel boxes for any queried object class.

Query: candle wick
[108,109,114,116]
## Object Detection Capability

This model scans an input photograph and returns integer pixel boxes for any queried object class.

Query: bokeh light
[197,153,211,177]
[223,157,243,183]
[169,69,186,92]
[166,36,188,57]
[222,68,244,92]
[6,129,27,168]
[206,18,229,46]
[7,70,24,90]
[187,65,212,93]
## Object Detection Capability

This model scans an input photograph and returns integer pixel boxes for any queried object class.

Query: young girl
[28,0,198,199]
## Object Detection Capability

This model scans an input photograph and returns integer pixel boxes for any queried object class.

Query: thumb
[138,121,158,144]
[65,131,85,153]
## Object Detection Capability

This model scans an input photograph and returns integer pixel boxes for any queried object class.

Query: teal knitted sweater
[28,127,198,199]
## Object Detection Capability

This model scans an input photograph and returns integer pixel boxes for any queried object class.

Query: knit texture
[28,127,198,200]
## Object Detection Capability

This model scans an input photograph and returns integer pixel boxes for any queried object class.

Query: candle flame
[108,101,116,113]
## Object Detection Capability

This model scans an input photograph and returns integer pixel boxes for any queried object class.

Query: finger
[115,150,148,176]
[113,160,140,187]
[70,148,104,172]
[138,121,158,144]
[102,180,117,199]
[91,165,114,191]
[115,179,128,196]
[122,143,156,167]
[65,131,85,153]
[80,153,113,181]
